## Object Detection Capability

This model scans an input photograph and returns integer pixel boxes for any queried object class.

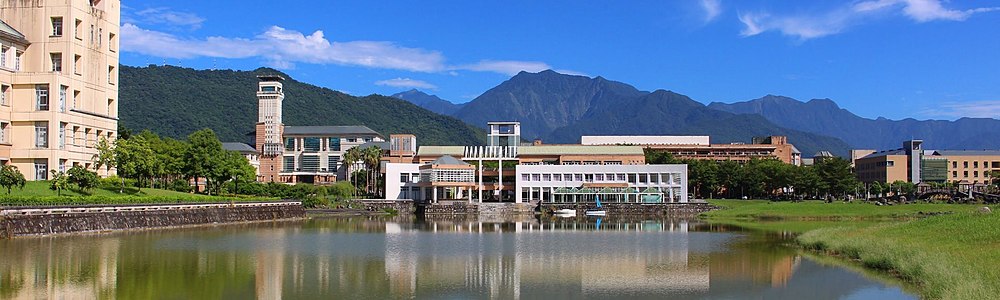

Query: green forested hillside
[119,65,486,145]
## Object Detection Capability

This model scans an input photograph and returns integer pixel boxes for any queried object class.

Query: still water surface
[0,216,914,299]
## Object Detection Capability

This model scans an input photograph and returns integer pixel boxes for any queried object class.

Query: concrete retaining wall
[0,202,304,238]
[357,200,415,214]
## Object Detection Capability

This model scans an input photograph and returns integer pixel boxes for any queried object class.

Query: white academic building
[383,122,688,205]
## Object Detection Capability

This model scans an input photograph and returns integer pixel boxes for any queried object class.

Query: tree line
[645,150,859,200]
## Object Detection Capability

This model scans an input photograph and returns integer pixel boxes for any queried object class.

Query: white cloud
[375,78,437,90]
[923,101,1000,119]
[457,60,553,76]
[699,0,722,22]
[740,0,999,40]
[121,24,447,72]
[121,23,579,76]
[134,7,205,29]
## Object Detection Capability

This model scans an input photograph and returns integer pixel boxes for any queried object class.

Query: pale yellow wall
[0,0,120,180]
[944,155,1000,184]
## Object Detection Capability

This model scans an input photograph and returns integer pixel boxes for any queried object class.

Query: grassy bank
[704,199,975,220]
[0,181,276,206]
[705,199,999,299]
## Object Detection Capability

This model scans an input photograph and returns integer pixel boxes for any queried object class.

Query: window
[97,28,102,48]
[73,90,79,109]
[36,85,49,111]
[974,171,979,178]
[59,123,66,149]
[14,51,21,71]
[531,174,540,181]
[301,156,320,172]
[84,128,92,147]
[34,160,48,180]
[51,17,63,36]
[283,156,295,171]
[964,161,969,168]
[75,19,82,39]
[108,32,115,51]
[521,174,529,181]
[0,122,7,143]
[59,86,67,112]
[71,126,79,146]
[329,137,341,151]
[542,174,551,181]
[964,171,969,177]
[0,85,8,106]
[58,160,66,173]
[952,161,958,168]
[51,53,62,72]
[303,137,320,152]
[0,46,6,68]
[90,25,94,44]
[74,55,81,75]
[35,122,48,148]
[108,65,115,84]
[553,174,562,181]
[347,138,357,143]
[974,161,979,168]
[953,171,958,177]
[327,156,339,171]
[284,138,295,151]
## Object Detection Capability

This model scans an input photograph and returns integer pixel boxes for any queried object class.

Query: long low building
[384,122,688,204]
[854,139,1000,185]
[585,135,801,166]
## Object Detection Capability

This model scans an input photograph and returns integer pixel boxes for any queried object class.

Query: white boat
[553,209,576,216]
[585,196,607,216]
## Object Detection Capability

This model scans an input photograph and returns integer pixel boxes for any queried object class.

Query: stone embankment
[0,201,304,238]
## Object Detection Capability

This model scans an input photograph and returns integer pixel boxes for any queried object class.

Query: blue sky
[120,0,1000,121]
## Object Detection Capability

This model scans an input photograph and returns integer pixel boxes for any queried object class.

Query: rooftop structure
[627,135,802,166]
[582,135,710,146]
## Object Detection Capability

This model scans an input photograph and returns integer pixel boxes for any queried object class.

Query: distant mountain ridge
[119,65,486,145]
[707,95,1000,150]
[451,70,851,156]
[390,89,465,115]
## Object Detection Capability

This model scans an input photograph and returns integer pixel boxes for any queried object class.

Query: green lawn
[704,199,977,220]
[0,181,275,206]
[704,199,1000,299]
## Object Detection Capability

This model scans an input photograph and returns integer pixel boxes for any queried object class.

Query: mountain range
[394,70,850,156]
[119,65,485,145]
[392,70,1000,156]
[708,95,1000,151]
[119,66,1000,158]
[389,89,464,115]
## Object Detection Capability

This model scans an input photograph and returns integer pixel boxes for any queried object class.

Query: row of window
[0,46,23,71]
[519,172,681,184]
[12,121,112,149]
[283,137,373,152]
[281,155,340,173]
[50,16,117,51]
[952,161,1000,169]
[952,171,993,178]
[46,52,116,83]
[0,84,115,115]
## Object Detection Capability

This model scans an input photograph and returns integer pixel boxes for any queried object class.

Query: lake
[0,216,914,299]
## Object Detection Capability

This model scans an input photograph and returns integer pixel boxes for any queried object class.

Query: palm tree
[342,147,363,197]
[362,146,383,197]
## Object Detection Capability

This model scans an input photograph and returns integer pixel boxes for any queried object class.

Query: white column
[478,160,483,203]
[432,187,438,204]
[498,159,503,202]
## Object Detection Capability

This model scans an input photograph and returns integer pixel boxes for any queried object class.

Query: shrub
[67,166,99,191]
[168,178,192,193]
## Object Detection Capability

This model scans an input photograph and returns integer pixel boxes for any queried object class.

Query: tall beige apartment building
[0,0,120,180]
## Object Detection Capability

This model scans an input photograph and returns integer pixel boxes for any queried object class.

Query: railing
[464,146,518,159]
[0,201,302,216]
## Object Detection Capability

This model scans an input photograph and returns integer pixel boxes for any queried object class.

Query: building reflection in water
[0,217,817,299]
